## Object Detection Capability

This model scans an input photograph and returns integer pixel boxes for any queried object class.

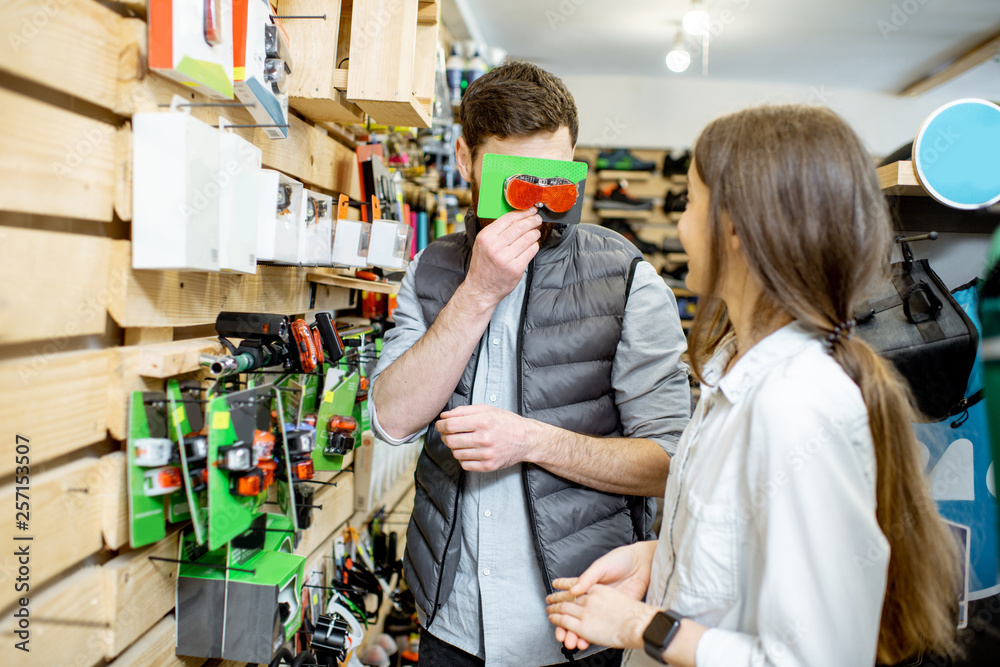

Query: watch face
[644,611,676,646]
[644,610,683,661]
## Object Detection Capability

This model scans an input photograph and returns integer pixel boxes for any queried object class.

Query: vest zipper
[427,469,464,628]
[516,262,554,594]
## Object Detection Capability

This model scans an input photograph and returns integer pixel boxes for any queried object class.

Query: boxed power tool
[233,0,292,140]
[299,189,334,266]
[257,169,303,263]
[148,0,235,99]
[132,102,221,271]
[218,120,262,274]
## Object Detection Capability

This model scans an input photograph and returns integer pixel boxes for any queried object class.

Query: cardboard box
[233,0,291,140]
[176,545,304,663]
[331,219,371,268]
[222,550,304,662]
[368,219,413,270]
[218,125,262,273]
[148,0,235,100]
[257,169,302,263]
[298,190,334,266]
[132,109,221,271]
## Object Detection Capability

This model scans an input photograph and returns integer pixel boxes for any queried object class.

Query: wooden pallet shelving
[0,0,434,663]
[877,160,928,197]
[280,0,366,125]
[347,0,440,127]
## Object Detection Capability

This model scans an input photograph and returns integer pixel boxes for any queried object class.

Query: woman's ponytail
[832,336,960,664]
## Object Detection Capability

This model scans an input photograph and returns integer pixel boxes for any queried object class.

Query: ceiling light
[682,1,710,36]
[666,43,691,73]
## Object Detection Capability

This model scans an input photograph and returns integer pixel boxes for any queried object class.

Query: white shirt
[625,323,889,667]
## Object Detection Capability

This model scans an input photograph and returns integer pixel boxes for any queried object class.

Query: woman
[546,105,960,667]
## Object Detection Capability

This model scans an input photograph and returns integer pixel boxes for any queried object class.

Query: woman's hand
[555,540,656,600]
[546,584,659,651]
[546,541,657,650]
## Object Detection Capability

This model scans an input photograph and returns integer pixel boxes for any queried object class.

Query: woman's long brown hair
[689,105,960,664]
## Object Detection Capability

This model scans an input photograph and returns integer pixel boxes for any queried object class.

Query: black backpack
[855,240,979,422]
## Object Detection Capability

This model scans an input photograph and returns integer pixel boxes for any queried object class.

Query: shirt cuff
[694,628,755,667]
[368,387,426,445]
[648,434,680,457]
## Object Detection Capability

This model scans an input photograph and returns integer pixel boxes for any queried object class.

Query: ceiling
[448,0,1000,99]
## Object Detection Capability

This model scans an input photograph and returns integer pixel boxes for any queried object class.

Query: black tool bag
[855,242,979,422]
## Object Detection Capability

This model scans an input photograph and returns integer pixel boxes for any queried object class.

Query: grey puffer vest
[402,214,657,628]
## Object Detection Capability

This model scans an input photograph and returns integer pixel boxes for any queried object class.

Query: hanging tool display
[201,311,346,377]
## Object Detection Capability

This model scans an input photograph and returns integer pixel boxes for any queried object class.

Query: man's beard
[471,177,555,245]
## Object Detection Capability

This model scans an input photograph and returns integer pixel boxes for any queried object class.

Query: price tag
[212,411,231,431]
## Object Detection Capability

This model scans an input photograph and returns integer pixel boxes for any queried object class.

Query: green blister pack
[477,153,588,224]
[313,371,361,471]
[166,379,209,543]
[206,385,269,550]
[126,391,170,548]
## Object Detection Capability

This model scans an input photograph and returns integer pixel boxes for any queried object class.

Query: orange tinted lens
[327,415,358,432]
[235,474,261,496]
[160,467,183,489]
[504,178,541,210]
[294,460,314,480]
[504,177,578,213]
[259,460,277,486]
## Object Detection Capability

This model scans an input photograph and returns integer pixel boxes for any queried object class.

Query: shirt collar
[705,322,821,404]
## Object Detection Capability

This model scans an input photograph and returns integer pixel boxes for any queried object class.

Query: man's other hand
[436,404,540,472]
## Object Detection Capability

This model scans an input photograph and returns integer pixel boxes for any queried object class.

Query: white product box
[367,220,413,270]
[331,220,371,268]
[148,0,234,100]
[298,190,334,266]
[256,169,302,263]
[132,105,221,271]
[218,122,262,274]
[233,0,291,140]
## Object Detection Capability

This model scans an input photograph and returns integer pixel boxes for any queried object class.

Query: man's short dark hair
[459,60,579,159]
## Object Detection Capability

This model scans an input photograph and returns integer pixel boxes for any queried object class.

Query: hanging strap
[892,271,945,343]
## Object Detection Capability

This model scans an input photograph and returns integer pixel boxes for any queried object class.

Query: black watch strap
[642,610,684,663]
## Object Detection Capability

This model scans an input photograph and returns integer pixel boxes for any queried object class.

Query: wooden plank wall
[0,1,418,665]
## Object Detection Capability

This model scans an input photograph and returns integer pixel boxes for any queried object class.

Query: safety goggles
[503,174,579,213]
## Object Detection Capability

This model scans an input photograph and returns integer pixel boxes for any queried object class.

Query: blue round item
[913,98,1000,210]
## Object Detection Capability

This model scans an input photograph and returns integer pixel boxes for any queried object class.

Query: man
[369,61,690,667]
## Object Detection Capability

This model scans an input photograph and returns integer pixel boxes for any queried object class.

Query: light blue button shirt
[371,243,691,667]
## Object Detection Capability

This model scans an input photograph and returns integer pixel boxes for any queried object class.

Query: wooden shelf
[631,219,679,228]
[596,170,655,181]
[671,287,695,297]
[347,0,439,128]
[595,207,655,219]
[877,160,928,197]
[308,271,401,295]
[682,320,693,330]
[441,187,473,206]
[280,0,365,124]
[106,242,353,329]
[666,253,689,263]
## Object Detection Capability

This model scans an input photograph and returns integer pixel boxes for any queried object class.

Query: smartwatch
[642,610,684,663]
